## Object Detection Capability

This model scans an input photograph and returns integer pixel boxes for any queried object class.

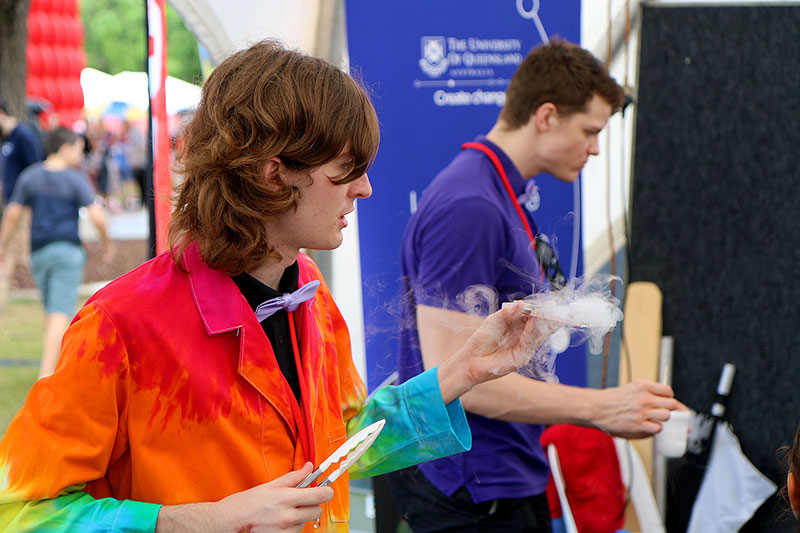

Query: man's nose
[588,137,600,156]
[352,173,372,199]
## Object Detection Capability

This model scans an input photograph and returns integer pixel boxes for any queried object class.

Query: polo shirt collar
[473,135,527,196]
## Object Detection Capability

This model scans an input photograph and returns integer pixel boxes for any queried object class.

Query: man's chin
[311,236,344,251]
[553,171,580,183]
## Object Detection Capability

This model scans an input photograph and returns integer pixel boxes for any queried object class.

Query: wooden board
[619,281,663,531]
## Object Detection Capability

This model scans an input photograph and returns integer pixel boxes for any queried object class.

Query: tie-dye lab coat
[0,244,471,532]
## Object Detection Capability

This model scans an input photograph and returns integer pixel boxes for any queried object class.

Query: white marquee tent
[80,67,202,115]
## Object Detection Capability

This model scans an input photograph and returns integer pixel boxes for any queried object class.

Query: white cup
[654,410,691,457]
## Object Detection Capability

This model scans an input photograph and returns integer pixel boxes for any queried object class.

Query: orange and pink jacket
[0,244,470,532]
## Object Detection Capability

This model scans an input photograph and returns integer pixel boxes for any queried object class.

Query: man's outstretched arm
[417,304,680,438]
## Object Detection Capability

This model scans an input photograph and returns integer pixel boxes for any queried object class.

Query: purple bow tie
[254,280,321,321]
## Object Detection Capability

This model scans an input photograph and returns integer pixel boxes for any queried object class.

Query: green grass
[0,296,87,437]
[0,298,43,437]
[0,298,43,363]
[0,367,39,436]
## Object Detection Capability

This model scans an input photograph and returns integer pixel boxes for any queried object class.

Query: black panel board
[630,4,800,531]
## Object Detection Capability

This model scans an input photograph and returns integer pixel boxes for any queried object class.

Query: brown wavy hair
[169,39,380,274]
[500,38,624,129]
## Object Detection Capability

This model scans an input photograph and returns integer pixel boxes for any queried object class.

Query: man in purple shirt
[388,39,682,532]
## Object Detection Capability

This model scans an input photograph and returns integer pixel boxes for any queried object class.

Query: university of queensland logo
[419,36,448,78]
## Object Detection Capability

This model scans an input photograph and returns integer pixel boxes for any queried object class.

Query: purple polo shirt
[398,136,550,503]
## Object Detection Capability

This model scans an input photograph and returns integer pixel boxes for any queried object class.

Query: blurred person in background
[121,119,145,210]
[84,119,111,200]
[0,127,113,378]
[0,97,45,309]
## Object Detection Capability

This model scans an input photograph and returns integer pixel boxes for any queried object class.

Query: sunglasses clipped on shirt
[534,235,567,291]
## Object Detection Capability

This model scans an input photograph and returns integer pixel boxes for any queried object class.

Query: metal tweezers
[296,419,386,488]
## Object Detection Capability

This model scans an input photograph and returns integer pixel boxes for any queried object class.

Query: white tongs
[296,419,386,488]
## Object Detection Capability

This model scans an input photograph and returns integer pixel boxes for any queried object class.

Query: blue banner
[346,1,584,390]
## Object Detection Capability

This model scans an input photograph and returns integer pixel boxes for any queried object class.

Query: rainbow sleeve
[0,485,159,532]
[347,366,472,479]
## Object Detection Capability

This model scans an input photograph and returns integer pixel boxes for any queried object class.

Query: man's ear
[263,157,285,188]
[533,102,559,131]
[788,471,800,519]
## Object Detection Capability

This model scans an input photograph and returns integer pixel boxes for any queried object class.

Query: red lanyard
[287,312,316,465]
[462,142,536,246]
[461,141,546,283]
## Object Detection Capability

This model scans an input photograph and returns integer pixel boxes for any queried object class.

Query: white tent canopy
[80,67,114,110]
[80,68,202,115]
[167,0,346,64]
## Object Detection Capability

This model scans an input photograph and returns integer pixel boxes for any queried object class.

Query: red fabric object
[541,424,627,533]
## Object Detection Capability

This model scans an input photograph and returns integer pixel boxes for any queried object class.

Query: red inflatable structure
[25,0,86,127]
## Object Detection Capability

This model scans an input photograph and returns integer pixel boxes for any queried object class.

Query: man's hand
[592,379,684,438]
[437,302,560,403]
[156,463,334,532]
[460,302,561,384]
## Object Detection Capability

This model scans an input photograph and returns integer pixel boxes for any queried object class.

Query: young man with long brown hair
[0,40,559,532]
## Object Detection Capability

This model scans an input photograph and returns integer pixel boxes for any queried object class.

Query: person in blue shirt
[0,127,113,378]
[0,99,44,203]
[388,39,683,532]
[0,98,45,309]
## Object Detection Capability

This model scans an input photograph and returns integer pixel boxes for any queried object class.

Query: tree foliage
[81,0,202,84]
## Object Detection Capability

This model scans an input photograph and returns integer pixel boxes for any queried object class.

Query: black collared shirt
[232,263,302,402]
